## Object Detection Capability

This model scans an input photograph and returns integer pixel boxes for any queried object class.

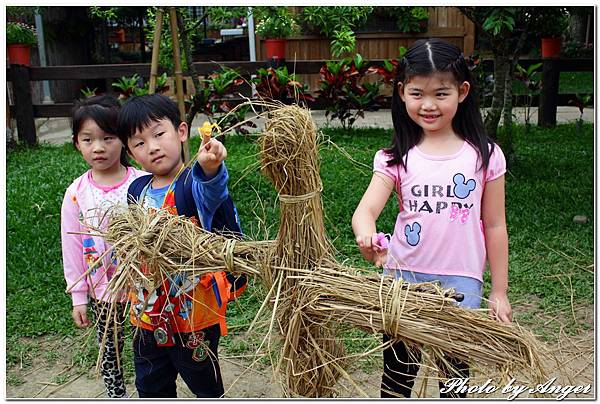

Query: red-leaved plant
[252,66,315,105]
[318,54,385,130]
[187,66,255,134]
[366,58,398,87]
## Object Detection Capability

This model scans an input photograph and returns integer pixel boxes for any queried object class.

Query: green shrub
[7,22,37,45]
[300,6,373,57]
[206,6,247,30]
[392,7,429,33]
[254,7,298,39]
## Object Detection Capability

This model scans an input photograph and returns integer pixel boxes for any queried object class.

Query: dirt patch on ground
[7,302,594,399]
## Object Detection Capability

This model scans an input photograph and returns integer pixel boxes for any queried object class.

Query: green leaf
[354,53,363,69]
[528,63,543,75]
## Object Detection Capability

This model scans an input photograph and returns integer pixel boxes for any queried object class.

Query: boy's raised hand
[198,124,227,178]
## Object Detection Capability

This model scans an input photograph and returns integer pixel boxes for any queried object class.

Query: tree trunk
[502,70,513,129]
[500,69,516,168]
[177,11,203,128]
[499,29,528,168]
[569,12,588,43]
[484,48,509,140]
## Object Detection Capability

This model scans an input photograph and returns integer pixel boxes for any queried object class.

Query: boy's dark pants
[133,324,224,398]
[381,335,469,398]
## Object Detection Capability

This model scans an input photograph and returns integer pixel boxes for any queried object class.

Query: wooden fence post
[148,8,164,94]
[9,65,37,146]
[168,7,190,164]
[538,59,559,128]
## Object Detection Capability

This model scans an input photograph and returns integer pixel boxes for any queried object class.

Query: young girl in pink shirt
[61,95,146,397]
[352,38,512,398]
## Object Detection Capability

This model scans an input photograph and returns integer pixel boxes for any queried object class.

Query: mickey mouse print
[372,142,506,281]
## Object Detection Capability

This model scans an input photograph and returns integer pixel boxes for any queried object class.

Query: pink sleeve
[486,144,507,182]
[373,149,398,185]
[60,187,88,306]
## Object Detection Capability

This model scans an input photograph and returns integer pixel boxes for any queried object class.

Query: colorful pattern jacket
[61,167,147,306]
[127,162,246,336]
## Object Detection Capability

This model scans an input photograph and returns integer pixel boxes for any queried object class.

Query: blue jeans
[381,270,483,398]
[385,269,483,309]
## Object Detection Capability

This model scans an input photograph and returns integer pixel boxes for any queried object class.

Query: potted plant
[7,22,37,66]
[535,8,569,58]
[206,6,247,39]
[254,7,298,60]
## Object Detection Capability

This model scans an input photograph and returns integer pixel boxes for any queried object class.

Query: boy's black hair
[71,94,130,167]
[116,94,182,151]
[388,38,493,172]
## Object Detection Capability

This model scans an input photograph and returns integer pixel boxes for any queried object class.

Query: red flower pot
[264,39,286,60]
[7,44,31,66]
[541,37,561,58]
[116,28,126,44]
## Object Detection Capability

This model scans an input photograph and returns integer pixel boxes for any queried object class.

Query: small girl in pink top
[61,95,146,397]
[352,39,512,398]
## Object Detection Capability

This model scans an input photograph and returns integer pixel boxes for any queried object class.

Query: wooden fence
[7,58,594,145]
[265,7,476,60]
[256,7,476,92]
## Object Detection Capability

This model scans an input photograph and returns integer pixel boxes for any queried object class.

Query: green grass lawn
[558,71,594,95]
[6,122,593,360]
[512,71,593,96]
[499,124,594,312]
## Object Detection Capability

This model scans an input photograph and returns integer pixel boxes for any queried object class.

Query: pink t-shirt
[373,141,506,281]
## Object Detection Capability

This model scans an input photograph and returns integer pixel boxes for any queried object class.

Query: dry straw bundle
[292,264,545,374]
[90,103,549,397]
[101,203,271,292]
[259,105,345,396]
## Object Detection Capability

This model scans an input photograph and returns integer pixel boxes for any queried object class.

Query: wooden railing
[7,58,594,145]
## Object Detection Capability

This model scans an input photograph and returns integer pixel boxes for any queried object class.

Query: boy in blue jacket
[117,94,246,398]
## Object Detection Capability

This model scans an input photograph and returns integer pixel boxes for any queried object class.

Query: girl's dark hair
[71,95,130,167]
[116,94,181,151]
[388,38,493,171]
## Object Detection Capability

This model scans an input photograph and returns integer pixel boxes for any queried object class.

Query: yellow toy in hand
[197,121,226,178]
[198,121,220,142]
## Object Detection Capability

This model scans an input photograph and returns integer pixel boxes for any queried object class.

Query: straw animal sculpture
[88,103,548,397]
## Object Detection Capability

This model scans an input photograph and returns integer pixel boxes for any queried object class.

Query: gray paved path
[16,106,595,146]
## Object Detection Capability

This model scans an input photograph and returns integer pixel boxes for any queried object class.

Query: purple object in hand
[372,232,390,252]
